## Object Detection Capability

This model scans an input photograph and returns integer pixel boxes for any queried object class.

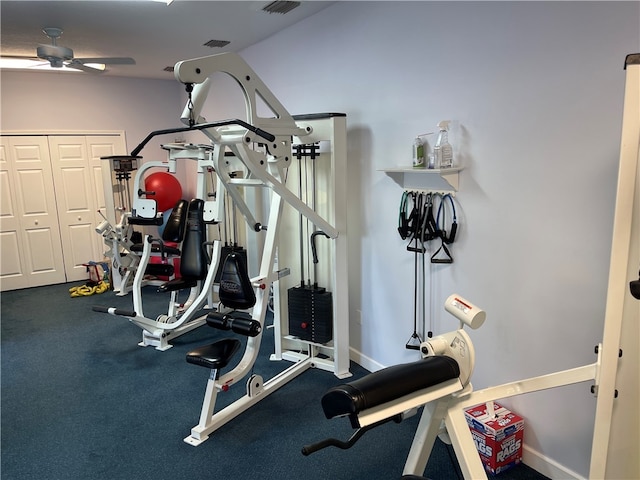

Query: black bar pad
[180,199,207,280]
[321,356,460,420]
[186,338,241,370]
[206,312,233,330]
[144,263,175,277]
[130,243,181,256]
[206,312,261,337]
[231,318,261,337]
[128,216,164,226]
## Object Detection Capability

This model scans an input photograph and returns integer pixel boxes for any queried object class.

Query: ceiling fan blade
[75,57,136,65]
[65,60,104,74]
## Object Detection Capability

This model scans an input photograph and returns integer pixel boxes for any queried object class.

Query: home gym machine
[95,52,350,444]
[96,155,141,296]
[304,54,640,479]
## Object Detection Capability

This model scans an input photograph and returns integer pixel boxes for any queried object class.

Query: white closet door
[0,136,66,290]
[48,136,104,282]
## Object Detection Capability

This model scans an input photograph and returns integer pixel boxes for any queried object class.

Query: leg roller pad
[321,356,460,420]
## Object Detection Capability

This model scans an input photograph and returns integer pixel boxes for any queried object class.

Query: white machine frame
[170,53,351,445]
[94,52,351,441]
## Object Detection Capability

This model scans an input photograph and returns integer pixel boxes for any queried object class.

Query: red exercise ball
[144,172,182,212]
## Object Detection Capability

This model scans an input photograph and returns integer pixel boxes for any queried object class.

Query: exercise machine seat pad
[157,199,206,293]
[321,356,460,420]
[180,199,207,279]
[186,338,241,370]
[162,199,189,243]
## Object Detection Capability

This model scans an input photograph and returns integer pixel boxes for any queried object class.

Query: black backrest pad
[180,199,207,279]
[219,252,256,310]
[163,199,189,243]
[321,355,460,419]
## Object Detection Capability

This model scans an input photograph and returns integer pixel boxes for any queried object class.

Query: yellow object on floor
[69,281,109,297]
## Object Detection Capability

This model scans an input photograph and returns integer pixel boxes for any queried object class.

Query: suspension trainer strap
[398,191,411,240]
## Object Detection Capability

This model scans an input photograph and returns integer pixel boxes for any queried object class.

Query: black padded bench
[302,355,461,457]
[186,338,241,371]
[321,355,460,427]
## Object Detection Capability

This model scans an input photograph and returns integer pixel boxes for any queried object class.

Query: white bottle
[434,120,453,169]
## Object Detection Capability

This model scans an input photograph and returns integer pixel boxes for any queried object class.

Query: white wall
[1,71,183,160]
[233,1,639,478]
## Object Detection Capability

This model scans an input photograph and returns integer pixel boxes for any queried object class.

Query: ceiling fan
[36,27,135,73]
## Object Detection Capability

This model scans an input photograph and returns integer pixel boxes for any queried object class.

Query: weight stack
[288,285,333,344]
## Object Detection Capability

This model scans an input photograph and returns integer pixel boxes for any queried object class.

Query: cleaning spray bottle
[434,120,453,169]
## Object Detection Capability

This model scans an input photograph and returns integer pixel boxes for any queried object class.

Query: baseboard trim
[523,445,585,480]
[349,347,384,372]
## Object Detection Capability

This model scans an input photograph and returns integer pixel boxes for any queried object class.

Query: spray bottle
[434,120,453,169]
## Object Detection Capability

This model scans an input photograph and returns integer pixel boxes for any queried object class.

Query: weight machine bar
[130,119,275,157]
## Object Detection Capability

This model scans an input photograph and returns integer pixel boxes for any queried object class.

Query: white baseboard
[349,346,384,372]
[523,445,585,480]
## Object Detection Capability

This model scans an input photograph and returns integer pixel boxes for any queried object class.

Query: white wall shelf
[381,167,462,192]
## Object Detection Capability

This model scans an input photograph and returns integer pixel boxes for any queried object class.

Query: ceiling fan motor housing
[36,44,74,67]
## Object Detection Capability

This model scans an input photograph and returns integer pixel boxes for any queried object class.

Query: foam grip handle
[254,128,276,142]
[231,318,262,337]
[448,222,458,243]
[92,306,137,317]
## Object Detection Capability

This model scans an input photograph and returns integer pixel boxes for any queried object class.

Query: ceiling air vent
[262,1,300,14]
[204,39,230,48]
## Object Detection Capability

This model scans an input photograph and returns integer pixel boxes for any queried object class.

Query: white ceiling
[0,0,335,79]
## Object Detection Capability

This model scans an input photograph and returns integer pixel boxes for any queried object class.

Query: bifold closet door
[47,135,122,282]
[0,136,66,290]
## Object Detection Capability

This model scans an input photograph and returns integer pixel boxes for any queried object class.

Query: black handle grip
[431,258,454,264]
[301,437,349,456]
[130,119,276,156]
[254,128,276,142]
[92,306,137,317]
[310,231,331,264]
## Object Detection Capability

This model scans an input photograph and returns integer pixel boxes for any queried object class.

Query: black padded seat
[186,338,241,370]
[321,356,460,420]
[156,199,207,293]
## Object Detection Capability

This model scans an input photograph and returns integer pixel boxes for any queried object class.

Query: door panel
[86,136,126,250]
[0,136,66,290]
[48,136,100,282]
[1,134,126,290]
